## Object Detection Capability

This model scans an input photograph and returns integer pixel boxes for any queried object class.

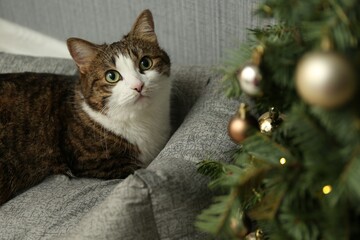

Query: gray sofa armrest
[0,53,239,239]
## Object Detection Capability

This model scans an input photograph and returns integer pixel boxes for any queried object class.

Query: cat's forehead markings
[115,54,136,75]
[130,48,139,58]
[111,56,116,66]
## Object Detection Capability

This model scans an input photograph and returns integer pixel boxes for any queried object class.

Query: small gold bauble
[295,51,356,109]
[245,229,264,240]
[255,228,264,239]
[259,117,273,134]
[258,107,284,135]
[237,64,263,97]
[245,232,257,240]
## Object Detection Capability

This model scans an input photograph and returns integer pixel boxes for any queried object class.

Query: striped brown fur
[0,73,141,205]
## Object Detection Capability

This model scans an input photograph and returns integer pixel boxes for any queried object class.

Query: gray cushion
[0,53,239,239]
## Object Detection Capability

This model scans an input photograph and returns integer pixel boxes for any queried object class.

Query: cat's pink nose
[132,82,144,93]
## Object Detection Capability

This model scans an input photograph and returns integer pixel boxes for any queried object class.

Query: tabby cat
[0,9,171,205]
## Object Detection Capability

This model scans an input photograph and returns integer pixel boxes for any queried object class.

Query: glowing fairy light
[279,157,287,165]
[322,185,332,195]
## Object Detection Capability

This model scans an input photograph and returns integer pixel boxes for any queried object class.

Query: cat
[0,9,171,205]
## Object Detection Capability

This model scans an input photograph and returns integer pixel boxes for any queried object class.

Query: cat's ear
[67,38,99,74]
[130,9,157,43]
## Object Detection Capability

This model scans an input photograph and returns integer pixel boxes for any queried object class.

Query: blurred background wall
[0,0,268,66]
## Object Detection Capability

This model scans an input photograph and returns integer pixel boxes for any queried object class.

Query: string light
[279,157,287,165]
[322,185,332,195]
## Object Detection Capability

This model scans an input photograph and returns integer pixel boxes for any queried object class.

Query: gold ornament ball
[295,51,357,109]
[245,229,264,240]
[258,108,284,135]
[255,229,264,239]
[245,232,257,240]
[259,116,273,134]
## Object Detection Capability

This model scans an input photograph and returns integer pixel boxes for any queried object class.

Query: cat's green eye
[139,57,153,71]
[105,70,122,83]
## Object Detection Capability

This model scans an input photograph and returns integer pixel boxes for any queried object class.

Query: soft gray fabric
[0,0,266,66]
[0,53,240,239]
[64,68,239,240]
[0,176,120,239]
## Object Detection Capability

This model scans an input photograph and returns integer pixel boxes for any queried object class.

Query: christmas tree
[196,0,360,239]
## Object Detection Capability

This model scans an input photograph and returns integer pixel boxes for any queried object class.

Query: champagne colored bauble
[295,51,356,109]
[237,64,263,97]
[228,116,251,143]
[228,103,257,143]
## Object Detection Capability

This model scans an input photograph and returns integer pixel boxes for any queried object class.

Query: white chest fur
[82,99,170,166]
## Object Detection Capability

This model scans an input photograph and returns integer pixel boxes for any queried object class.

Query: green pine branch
[196,193,241,239]
[197,0,360,239]
[197,160,227,181]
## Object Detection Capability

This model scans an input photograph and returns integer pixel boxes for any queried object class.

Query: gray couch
[0,52,240,239]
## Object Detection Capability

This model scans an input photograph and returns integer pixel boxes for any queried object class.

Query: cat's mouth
[135,93,149,103]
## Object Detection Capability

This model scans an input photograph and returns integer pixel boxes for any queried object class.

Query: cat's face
[67,10,170,116]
